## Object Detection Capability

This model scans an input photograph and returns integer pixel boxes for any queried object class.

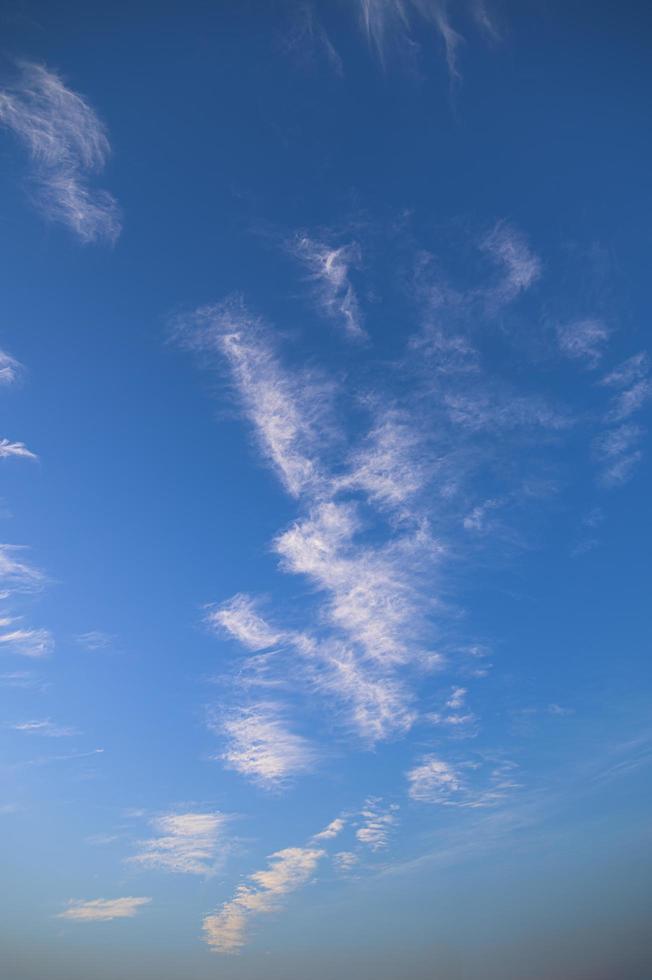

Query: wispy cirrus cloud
[355,797,398,850]
[0,623,54,658]
[356,0,478,80]
[10,718,77,737]
[0,349,23,386]
[556,318,610,369]
[176,298,334,498]
[0,62,121,243]
[213,702,317,788]
[75,630,114,651]
[0,545,45,593]
[0,439,37,461]
[207,594,284,652]
[480,221,541,309]
[290,235,366,340]
[593,352,650,486]
[312,816,345,841]
[58,897,150,922]
[129,811,229,876]
[203,842,325,953]
[407,754,518,807]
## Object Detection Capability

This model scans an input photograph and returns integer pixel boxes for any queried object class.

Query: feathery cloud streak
[129,811,229,875]
[0,62,120,243]
[59,897,151,922]
[203,843,325,953]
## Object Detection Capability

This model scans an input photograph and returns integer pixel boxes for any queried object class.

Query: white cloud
[0,439,37,461]
[0,349,22,386]
[75,630,114,651]
[356,0,466,80]
[0,545,45,593]
[0,62,120,243]
[275,501,440,667]
[355,798,398,850]
[407,756,463,803]
[203,845,325,953]
[407,755,518,806]
[11,718,77,737]
[177,297,332,497]
[58,897,150,922]
[333,850,359,873]
[207,594,284,651]
[601,352,649,389]
[446,686,467,709]
[339,410,428,507]
[307,639,417,742]
[312,817,345,841]
[556,318,609,368]
[129,811,228,876]
[481,222,541,307]
[0,625,54,658]
[594,423,645,488]
[215,702,316,787]
[291,235,366,340]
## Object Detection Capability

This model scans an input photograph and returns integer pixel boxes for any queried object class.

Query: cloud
[447,686,467,709]
[305,639,417,742]
[338,410,428,508]
[177,297,333,497]
[0,62,120,243]
[556,318,610,369]
[407,756,463,803]
[275,501,441,667]
[280,3,344,76]
[207,594,285,651]
[0,624,54,658]
[407,755,518,806]
[75,630,114,651]
[203,844,325,953]
[0,545,45,593]
[10,718,77,737]
[214,702,317,787]
[129,811,229,876]
[333,850,359,873]
[481,221,541,307]
[290,235,366,340]
[601,352,651,422]
[355,798,398,850]
[594,423,645,488]
[312,817,345,841]
[601,352,649,390]
[0,349,22,386]
[355,0,467,80]
[58,897,150,922]
[0,439,36,461]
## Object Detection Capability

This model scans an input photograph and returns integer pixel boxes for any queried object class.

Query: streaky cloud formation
[213,702,317,787]
[0,349,22,386]
[0,62,121,243]
[203,842,325,953]
[0,438,37,461]
[355,797,398,850]
[480,221,541,308]
[556,318,610,369]
[58,897,151,922]
[10,718,77,737]
[177,297,334,498]
[0,623,54,658]
[290,234,366,340]
[129,811,229,876]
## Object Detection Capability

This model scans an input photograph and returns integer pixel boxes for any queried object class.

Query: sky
[0,2,651,978]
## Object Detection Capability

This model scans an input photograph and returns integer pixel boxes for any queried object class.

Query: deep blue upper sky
[0,3,650,978]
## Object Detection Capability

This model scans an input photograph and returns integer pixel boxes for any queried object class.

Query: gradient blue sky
[1,3,651,978]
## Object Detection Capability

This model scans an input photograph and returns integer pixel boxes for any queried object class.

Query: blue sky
[0,2,651,978]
